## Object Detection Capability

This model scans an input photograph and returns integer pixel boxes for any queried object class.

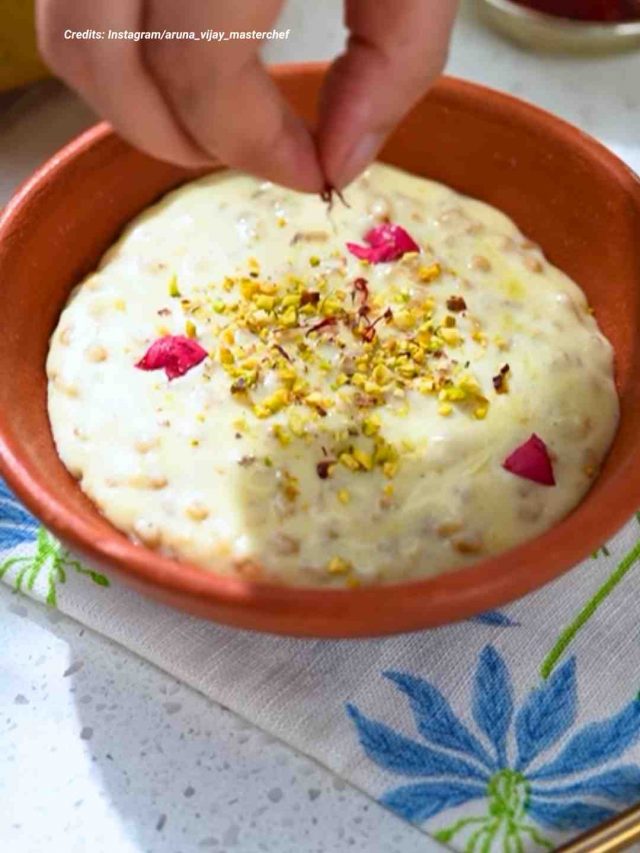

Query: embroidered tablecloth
[3,467,640,852]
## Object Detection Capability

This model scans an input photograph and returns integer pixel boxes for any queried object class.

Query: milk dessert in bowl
[46,162,619,587]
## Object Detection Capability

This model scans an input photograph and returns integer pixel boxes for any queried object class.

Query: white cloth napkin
[3,121,640,850]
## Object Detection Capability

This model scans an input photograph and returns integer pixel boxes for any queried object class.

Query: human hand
[37,1,458,192]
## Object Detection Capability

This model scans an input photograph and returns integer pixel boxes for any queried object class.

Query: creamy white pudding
[46,163,619,586]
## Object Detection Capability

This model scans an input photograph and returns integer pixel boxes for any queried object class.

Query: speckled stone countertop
[1,2,639,851]
[1,585,436,853]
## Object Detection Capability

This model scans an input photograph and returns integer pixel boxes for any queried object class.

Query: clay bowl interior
[1,64,640,637]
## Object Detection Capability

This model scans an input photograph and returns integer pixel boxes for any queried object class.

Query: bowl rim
[1,66,640,637]
[482,0,640,33]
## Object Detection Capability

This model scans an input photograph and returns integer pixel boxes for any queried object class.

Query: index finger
[142,1,324,192]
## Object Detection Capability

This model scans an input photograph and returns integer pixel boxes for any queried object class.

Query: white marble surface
[1,1,640,851]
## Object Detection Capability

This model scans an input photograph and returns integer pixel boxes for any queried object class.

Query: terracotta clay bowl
[1,64,640,637]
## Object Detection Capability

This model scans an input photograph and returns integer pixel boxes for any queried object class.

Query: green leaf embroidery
[0,526,109,607]
[435,770,553,852]
[541,514,640,679]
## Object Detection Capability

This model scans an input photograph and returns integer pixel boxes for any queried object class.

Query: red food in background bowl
[1,63,640,637]
[512,0,640,21]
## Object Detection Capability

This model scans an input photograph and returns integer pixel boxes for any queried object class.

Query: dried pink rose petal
[503,433,556,486]
[135,335,207,380]
[346,223,419,263]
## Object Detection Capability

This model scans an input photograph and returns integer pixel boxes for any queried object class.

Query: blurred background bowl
[479,0,640,52]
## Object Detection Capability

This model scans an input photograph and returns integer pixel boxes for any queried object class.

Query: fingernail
[334,132,384,189]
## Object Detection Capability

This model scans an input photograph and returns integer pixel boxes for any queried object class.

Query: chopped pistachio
[168,274,180,298]
[382,461,398,478]
[352,448,373,471]
[339,452,360,472]
[327,556,352,575]
[272,424,291,446]
[440,327,461,346]
[362,414,381,436]
[418,262,441,282]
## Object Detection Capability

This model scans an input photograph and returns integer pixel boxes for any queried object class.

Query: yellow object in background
[0,1,49,92]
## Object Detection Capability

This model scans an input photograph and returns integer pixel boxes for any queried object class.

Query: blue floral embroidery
[0,478,109,605]
[347,645,640,850]
[0,477,38,549]
[469,610,518,627]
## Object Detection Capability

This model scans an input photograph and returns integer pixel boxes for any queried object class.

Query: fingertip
[277,114,326,193]
[217,110,325,193]
[322,129,385,190]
